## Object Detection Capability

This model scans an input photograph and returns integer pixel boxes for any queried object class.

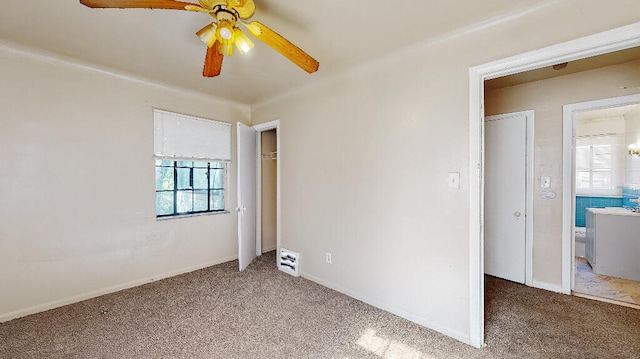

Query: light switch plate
[448,172,460,189]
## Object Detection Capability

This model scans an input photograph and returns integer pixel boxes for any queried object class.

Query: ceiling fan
[79,0,319,77]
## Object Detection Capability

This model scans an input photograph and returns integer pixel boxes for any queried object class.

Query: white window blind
[575,134,624,196]
[154,109,231,162]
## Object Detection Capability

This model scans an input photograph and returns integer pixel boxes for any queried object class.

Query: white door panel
[485,113,527,283]
[237,122,257,271]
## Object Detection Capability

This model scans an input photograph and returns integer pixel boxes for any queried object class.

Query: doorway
[258,129,278,254]
[254,121,281,265]
[468,22,640,348]
[237,120,281,271]
[563,95,640,308]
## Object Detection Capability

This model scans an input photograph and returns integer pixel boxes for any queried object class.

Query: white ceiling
[1,0,556,105]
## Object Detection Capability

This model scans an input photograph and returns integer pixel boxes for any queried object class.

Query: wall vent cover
[278,248,299,277]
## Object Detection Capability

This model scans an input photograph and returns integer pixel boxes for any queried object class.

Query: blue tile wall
[622,186,640,208]
[575,196,623,227]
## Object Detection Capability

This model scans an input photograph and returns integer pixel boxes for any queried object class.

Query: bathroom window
[575,135,623,195]
[576,143,611,189]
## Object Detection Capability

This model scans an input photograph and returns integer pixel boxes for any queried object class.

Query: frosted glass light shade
[196,23,218,48]
[233,28,254,53]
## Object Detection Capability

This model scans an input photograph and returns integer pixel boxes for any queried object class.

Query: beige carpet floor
[574,257,640,306]
[2,251,640,358]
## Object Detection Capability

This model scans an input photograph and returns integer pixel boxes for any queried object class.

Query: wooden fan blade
[80,0,198,9]
[203,42,223,77]
[246,21,319,74]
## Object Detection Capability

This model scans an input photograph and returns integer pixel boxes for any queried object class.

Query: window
[575,135,623,195]
[576,142,612,190]
[156,160,226,217]
[153,109,231,218]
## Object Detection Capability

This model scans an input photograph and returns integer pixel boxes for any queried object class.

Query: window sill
[156,210,230,221]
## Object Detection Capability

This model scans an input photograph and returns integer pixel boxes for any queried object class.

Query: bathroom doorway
[567,96,640,308]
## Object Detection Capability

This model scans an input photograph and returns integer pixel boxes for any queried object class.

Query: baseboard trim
[531,280,564,294]
[262,245,277,253]
[0,255,238,323]
[300,271,471,346]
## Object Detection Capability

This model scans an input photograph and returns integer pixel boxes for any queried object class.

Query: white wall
[252,0,640,344]
[625,107,640,184]
[0,46,250,321]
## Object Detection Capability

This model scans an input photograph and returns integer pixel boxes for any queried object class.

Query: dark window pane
[155,166,174,191]
[210,168,224,189]
[156,160,225,217]
[156,192,174,216]
[193,190,209,212]
[177,168,192,190]
[176,190,193,213]
[193,168,208,190]
[211,190,224,210]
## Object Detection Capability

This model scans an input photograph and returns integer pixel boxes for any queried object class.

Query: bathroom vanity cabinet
[585,208,640,281]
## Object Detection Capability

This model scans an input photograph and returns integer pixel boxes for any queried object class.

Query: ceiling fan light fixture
[218,40,234,56]
[80,0,319,77]
[233,28,254,54]
[196,23,218,48]
[216,20,234,41]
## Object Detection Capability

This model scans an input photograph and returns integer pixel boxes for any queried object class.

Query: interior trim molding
[531,280,563,294]
[469,21,640,349]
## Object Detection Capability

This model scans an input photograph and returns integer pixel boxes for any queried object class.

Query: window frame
[155,159,229,218]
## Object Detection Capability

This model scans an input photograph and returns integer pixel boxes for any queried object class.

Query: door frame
[562,93,640,292]
[468,22,640,348]
[485,111,535,286]
[253,120,281,262]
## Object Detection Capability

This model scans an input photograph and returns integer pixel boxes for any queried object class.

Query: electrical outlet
[325,252,332,264]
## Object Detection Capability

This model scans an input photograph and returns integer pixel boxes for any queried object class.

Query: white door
[485,113,527,283]
[237,122,257,271]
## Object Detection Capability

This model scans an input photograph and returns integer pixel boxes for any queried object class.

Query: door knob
[514,211,521,218]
